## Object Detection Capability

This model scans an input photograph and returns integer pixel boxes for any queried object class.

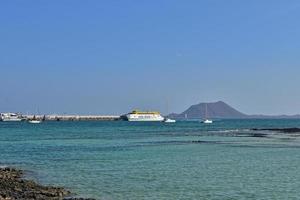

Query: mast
[205,103,208,119]
[166,99,169,116]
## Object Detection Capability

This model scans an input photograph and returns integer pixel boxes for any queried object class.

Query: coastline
[0,167,94,200]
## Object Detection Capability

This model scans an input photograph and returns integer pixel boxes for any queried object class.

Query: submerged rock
[252,128,300,133]
[0,167,95,200]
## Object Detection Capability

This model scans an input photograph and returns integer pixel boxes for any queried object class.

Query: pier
[23,115,120,121]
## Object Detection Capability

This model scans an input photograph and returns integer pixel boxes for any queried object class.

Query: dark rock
[252,128,300,133]
[0,167,95,200]
[64,198,96,200]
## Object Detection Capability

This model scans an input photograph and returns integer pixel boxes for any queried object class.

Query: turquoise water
[1,119,300,199]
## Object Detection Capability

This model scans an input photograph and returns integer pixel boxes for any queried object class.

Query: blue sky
[1,0,300,115]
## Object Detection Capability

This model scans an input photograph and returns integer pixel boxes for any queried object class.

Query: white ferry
[126,110,164,122]
[0,113,23,122]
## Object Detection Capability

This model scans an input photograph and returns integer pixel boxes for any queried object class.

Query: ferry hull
[127,118,164,122]
[126,114,164,122]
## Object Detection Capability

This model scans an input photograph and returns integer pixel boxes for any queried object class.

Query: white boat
[202,119,213,124]
[126,110,164,122]
[28,115,42,124]
[163,100,176,123]
[201,103,213,124]
[164,118,176,123]
[0,113,23,122]
[28,120,42,124]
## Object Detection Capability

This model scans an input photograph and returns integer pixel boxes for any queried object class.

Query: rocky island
[168,101,300,119]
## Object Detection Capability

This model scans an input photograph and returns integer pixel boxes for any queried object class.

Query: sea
[1,119,300,200]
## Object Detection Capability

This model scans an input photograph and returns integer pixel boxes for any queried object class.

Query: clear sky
[1,0,300,115]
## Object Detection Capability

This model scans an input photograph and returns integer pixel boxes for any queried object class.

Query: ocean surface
[1,119,300,199]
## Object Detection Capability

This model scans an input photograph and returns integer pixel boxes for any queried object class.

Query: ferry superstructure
[0,113,23,122]
[126,110,164,122]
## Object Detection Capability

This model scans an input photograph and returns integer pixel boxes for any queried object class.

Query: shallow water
[1,119,300,199]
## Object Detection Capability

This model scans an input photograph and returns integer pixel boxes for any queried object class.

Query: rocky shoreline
[0,167,94,200]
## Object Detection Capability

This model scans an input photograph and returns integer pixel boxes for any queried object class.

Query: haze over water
[1,120,300,199]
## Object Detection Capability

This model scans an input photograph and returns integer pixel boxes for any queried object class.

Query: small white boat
[28,115,42,124]
[201,104,213,124]
[28,120,42,124]
[163,100,176,123]
[164,118,176,123]
[202,119,213,124]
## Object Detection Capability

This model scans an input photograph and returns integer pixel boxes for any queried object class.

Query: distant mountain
[168,101,300,119]
[169,101,247,119]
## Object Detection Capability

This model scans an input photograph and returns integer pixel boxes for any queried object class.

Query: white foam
[208,129,251,133]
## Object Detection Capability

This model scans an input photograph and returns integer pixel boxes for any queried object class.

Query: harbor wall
[23,115,120,121]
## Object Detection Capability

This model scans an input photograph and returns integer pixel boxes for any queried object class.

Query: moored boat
[202,119,213,124]
[201,104,213,124]
[28,115,42,124]
[164,118,176,123]
[0,113,23,122]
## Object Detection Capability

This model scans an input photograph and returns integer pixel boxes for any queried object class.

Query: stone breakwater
[0,167,95,200]
[24,115,120,121]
